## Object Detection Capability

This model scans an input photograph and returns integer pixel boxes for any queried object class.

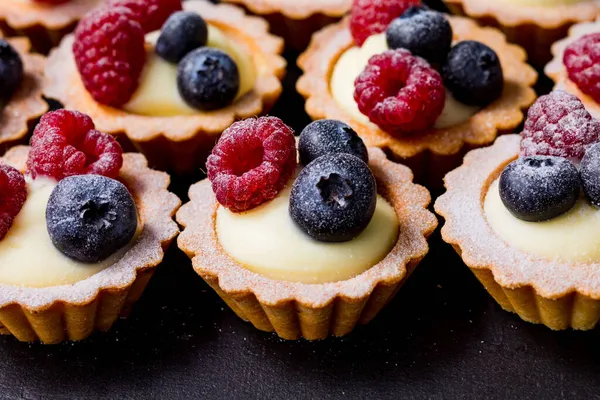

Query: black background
[1,1,600,399]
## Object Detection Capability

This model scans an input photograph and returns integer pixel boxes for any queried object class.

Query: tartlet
[0,0,104,53]
[444,0,600,66]
[43,0,286,174]
[222,0,352,50]
[545,19,600,119]
[435,135,600,331]
[0,34,48,153]
[177,146,437,340]
[0,145,180,344]
[297,16,537,187]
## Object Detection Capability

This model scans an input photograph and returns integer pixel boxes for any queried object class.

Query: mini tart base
[0,34,48,153]
[221,0,351,50]
[297,16,537,188]
[545,20,600,119]
[177,148,437,340]
[444,0,600,67]
[0,0,103,54]
[0,146,180,344]
[43,0,286,175]
[435,135,600,331]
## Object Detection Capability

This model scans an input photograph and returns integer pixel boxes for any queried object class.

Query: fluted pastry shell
[177,147,437,340]
[435,135,600,331]
[0,146,181,344]
[222,0,351,50]
[0,0,103,53]
[545,19,600,119]
[43,0,286,175]
[297,16,536,188]
[444,0,600,66]
[0,34,48,153]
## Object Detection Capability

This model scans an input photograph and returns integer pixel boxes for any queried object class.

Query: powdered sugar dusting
[435,134,600,299]
[177,147,437,307]
[0,146,181,310]
[520,90,600,160]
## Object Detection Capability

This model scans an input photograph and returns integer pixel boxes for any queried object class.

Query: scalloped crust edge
[43,0,286,174]
[435,135,600,330]
[444,0,600,66]
[0,146,181,344]
[296,16,537,187]
[0,35,49,152]
[221,0,351,50]
[176,148,438,340]
[0,0,103,54]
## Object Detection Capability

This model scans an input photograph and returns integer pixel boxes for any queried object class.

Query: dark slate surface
[1,1,600,399]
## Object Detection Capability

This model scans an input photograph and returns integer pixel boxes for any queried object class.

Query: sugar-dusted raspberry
[354,49,445,135]
[350,0,421,46]
[107,0,182,32]
[73,7,146,107]
[27,110,123,181]
[520,90,600,160]
[206,117,297,212]
[0,164,26,241]
[563,33,600,104]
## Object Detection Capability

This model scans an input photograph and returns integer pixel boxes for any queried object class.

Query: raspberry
[350,0,421,46]
[206,117,297,213]
[520,90,600,160]
[73,7,146,107]
[354,49,445,135]
[107,0,182,32]
[27,110,123,181]
[563,33,600,104]
[0,164,26,241]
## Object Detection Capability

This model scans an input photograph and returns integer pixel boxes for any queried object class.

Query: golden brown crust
[435,135,600,330]
[43,0,286,173]
[0,35,49,150]
[545,20,600,119]
[222,0,351,19]
[445,0,600,29]
[445,0,600,66]
[297,16,536,176]
[0,0,103,30]
[176,147,438,340]
[0,146,181,343]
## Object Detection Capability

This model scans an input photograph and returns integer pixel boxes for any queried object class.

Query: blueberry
[289,153,377,242]
[156,11,208,63]
[177,47,240,111]
[298,119,368,166]
[441,40,504,106]
[499,156,580,222]
[385,9,452,64]
[580,143,600,206]
[46,175,138,263]
[0,39,23,105]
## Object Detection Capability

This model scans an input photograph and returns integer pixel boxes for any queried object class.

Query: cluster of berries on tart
[349,0,504,136]
[1,109,138,263]
[206,116,381,242]
[72,0,241,111]
[562,31,600,104]
[499,90,600,222]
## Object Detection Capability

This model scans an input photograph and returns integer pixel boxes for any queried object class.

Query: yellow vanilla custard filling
[124,24,257,117]
[216,184,399,284]
[484,178,600,263]
[331,33,480,130]
[0,178,135,288]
